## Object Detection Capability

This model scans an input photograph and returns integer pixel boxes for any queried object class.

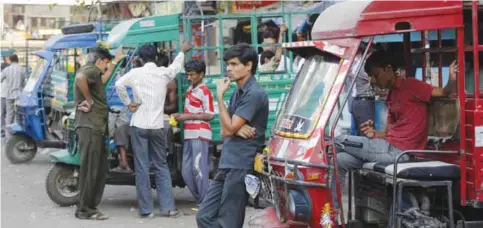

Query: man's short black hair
[138,43,157,63]
[9,54,19,63]
[87,46,113,64]
[156,52,169,67]
[185,60,206,75]
[364,50,396,75]
[260,50,275,63]
[223,43,258,75]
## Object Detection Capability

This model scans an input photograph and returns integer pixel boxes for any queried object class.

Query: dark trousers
[130,127,175,214]
[196,168,249,228]
[350,98,375,136]
[76,127,108,216]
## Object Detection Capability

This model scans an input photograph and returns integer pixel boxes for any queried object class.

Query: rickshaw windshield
[275,53,340,136]
[23,57,48,93]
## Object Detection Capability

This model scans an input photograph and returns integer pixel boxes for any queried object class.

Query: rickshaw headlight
[287,190,310,222]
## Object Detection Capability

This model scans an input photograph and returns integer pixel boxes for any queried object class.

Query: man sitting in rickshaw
[332,50,458,209]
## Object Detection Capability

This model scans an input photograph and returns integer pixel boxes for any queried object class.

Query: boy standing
[173,60,215,209]
[196,43,269,228]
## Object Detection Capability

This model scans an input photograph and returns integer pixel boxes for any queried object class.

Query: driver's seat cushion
[362,161,460,180]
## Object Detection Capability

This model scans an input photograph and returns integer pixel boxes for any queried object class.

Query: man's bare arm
[164,81,178,114]
[101,62,117,84]
[431,60,458,97]
[273,24,287,63]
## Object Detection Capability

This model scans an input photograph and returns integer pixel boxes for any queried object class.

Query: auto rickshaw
[4,23,109,164]
[250,1,483,228]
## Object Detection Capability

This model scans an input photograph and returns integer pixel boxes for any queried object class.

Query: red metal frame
[311,0,463,41]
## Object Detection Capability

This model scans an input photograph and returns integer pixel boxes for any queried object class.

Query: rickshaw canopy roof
[311,0,463,40]
[106,14,180,49]
[44,33,108,51]
[1,49,15,57]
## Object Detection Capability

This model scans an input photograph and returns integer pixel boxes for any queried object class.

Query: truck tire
[5,134,37,164]
[46,164,80,207]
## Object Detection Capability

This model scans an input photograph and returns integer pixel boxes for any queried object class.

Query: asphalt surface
[1,140,261,228]
[1,138,352,228]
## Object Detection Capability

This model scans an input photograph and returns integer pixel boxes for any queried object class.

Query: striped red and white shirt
[184,83,215,141]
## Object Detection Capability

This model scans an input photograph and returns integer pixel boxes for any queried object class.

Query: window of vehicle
[274,53,341,136]
[23,57,48,93]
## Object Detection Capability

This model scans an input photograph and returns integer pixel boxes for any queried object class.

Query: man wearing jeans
[196,43,269,228]
[115,42,192,218]
[172,60,215,210]
[332,50,458,218]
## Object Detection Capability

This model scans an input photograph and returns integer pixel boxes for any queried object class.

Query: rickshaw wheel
[5,134,37,164]
[46,164,80,207]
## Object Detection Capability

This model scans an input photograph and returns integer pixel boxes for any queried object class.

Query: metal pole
[472,1,480,105]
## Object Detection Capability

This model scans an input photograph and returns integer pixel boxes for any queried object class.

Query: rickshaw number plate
[476,126,483,147]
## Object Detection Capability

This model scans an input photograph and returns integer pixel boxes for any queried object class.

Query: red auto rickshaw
[250,1,483,227]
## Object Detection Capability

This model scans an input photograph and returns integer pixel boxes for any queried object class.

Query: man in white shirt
[115,41,192,218]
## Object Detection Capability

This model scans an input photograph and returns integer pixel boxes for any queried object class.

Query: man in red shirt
[332,50,457,209]
[172,60,215,210]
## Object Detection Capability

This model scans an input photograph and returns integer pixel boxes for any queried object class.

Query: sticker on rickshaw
[476,126,483,147]
[294,120,305,132]
[281,118,293,129]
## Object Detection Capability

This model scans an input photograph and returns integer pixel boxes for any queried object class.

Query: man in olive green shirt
[74,46,123,220]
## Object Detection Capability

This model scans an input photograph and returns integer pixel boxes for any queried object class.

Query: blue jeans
[331,135,404,208]
[130,127,175,214]
[331,135,410,226]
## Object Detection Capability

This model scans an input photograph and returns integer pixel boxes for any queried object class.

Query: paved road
[1,143,261,228]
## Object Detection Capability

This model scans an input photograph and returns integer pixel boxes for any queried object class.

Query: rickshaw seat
[362,161,460,180]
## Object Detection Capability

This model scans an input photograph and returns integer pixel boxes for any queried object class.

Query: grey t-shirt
[218,76,269,170]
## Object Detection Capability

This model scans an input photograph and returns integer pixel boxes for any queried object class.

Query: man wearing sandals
[115,41,193,218]
[74,46,124,220]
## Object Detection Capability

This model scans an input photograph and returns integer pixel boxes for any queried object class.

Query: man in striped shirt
[172,60,214,209]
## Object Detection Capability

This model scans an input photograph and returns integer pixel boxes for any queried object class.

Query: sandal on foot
[111,166,132,173]
[76,212,108,220]
[161,209,182,218]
